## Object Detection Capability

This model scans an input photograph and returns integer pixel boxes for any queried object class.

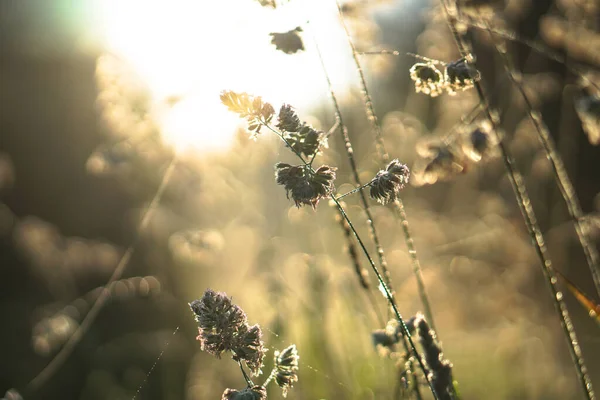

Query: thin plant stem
[132,326,180,400]
[357,22,600,93]
[439,2,595,398]
[459,16,600,92]
[309,118,340,166]
[356,50,445,65]
[330,195,439,400]
[263,368,277,388]
[335,208,387,327]
[325,118,341,140]
[263,118,440,400]
[407,52,450,65]
[24,157,178,396]
[393,199,436,334]
[238,360,254,387]
[310,23,396,295]
[334,0,388,163]
[334,0,437,331]
[485,21,600,300]
[357,50,401,56]
[335,181,374,201]
[262,123,310,164]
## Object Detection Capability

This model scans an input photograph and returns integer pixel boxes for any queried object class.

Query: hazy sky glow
[93,0,357,153]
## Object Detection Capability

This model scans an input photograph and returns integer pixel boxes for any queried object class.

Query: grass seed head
[410,63,445,97]
[221,385,267,400]
[285,125,323,158]
[274,344,300,397]
[444,58,481,95]
[274,163,336,209]
[414,313,454,399]
[232,324,266,376]
[276,104,302,132]
[189,289,265,375]
[369,159,410,204]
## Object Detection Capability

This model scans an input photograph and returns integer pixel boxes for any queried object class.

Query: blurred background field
[1,0,600,399]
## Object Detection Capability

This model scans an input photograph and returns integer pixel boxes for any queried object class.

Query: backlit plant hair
[220,89,440,399]
[17,1,600,399]
[190,288,300,399]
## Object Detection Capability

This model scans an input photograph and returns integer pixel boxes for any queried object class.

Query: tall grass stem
[309,26,397,297]
[485,21,600,300]
[334,0,437,332]
[439,3,595,398]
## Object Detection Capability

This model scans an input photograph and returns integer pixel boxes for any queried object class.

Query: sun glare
[93,0,356,153]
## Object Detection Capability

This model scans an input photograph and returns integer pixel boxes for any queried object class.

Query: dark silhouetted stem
[439,3,595,398]
[265,118,440,400]
[238,360,254,387]
[487,22,600,300]
[330,196,440,400]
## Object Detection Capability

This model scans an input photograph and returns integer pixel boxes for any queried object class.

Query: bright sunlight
[93,0,356,153]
